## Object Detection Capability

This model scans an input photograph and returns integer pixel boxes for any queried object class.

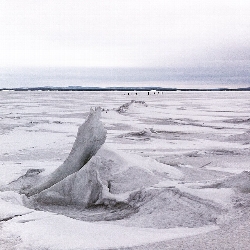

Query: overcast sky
[0,0,250,68]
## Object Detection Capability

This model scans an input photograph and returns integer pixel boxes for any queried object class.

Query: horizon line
[1,86,250,92]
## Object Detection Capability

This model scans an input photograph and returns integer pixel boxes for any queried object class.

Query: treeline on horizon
[0,86,250,91]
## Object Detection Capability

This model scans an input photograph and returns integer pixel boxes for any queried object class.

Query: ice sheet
[2,211,218,250]
[0,91,250,249]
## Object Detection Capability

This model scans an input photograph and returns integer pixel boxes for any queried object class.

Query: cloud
[0,0,250,67]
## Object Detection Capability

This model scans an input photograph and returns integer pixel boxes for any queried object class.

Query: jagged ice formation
[23,107,107,198]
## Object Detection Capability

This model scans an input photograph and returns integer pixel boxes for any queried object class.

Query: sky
[0,1,250,88]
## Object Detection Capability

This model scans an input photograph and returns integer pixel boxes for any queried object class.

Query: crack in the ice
[0,212,33,222]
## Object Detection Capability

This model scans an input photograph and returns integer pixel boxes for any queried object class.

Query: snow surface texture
[1,91,250,249]
[203,171,250,192]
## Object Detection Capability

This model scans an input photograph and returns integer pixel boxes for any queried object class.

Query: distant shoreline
[1,86,250,92]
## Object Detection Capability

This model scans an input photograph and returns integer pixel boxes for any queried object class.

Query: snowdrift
[116,100,148,113]
[205,171,250,193]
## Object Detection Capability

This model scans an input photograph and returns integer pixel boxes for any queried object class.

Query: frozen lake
[1,91,249,166]
[0,91,250,249]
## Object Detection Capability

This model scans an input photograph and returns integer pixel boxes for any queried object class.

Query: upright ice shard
[25,107,107,197]
[34,161,104,206]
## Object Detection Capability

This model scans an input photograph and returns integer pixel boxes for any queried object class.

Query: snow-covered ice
[1,91,250,249]
[2,211,218,250]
